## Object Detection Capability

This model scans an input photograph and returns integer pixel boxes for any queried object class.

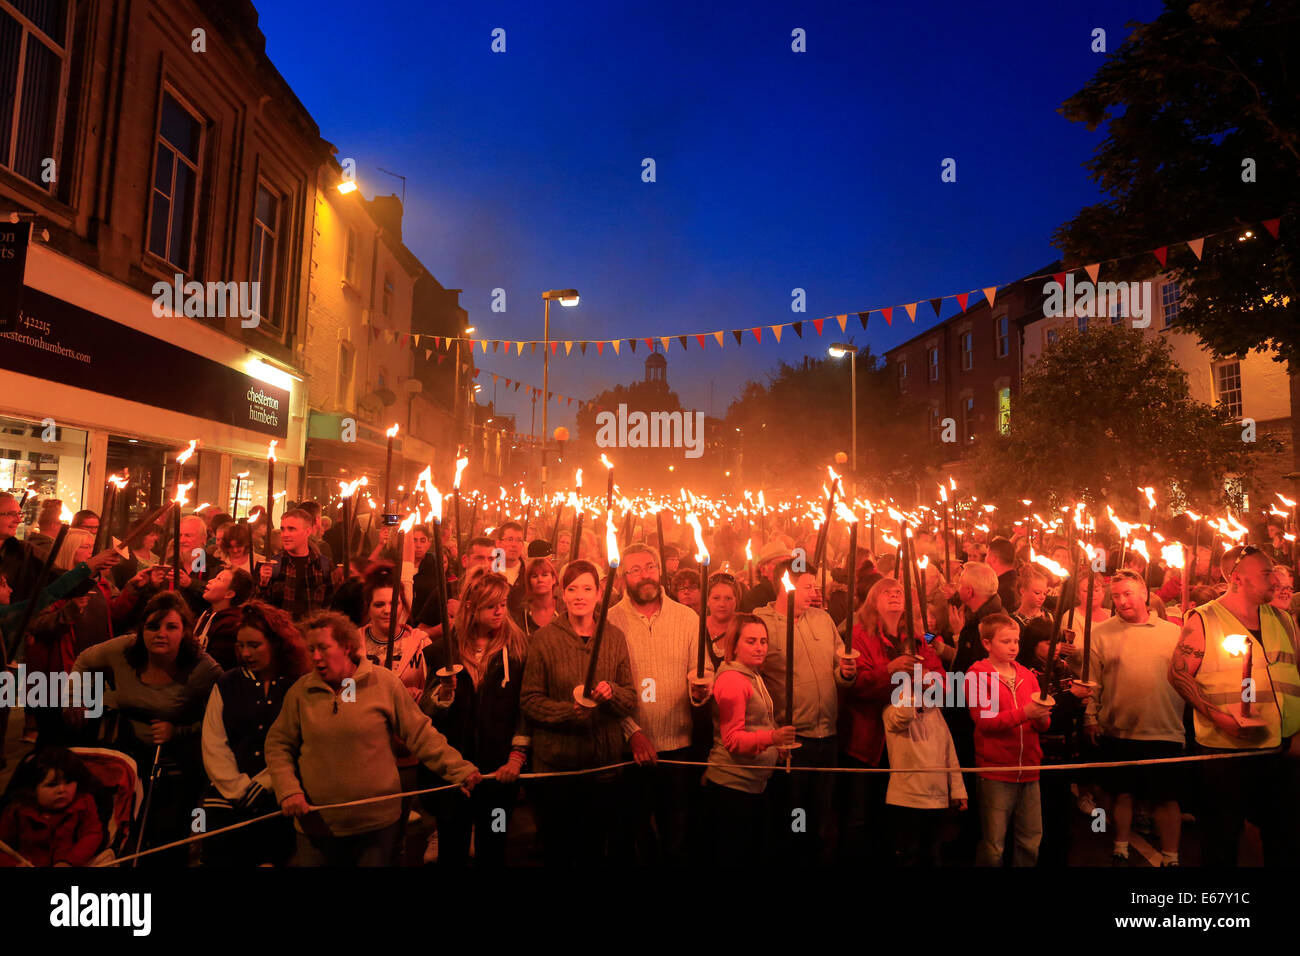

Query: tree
[968,324,1267,513]
[1054,0,1299,369]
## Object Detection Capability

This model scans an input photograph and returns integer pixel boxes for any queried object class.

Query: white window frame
[146,86,206,273]
[1213,360,1243,419]
[0,0,73,192]
[250,180,281,330]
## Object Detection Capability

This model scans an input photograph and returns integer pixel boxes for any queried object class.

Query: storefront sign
[0,286,290,438]
[0,223,32,332]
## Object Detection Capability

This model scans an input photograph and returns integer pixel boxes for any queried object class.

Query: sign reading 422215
[0,222,32,333]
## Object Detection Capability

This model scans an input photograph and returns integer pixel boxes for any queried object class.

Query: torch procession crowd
[0,455,1297,869]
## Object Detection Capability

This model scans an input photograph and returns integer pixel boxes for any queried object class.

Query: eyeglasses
[1226,545,1262,579]
[0,510,20,519]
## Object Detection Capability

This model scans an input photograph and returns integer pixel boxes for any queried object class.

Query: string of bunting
[367,214,1283,358]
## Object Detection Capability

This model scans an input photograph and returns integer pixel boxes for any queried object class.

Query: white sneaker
[422,831,439,865]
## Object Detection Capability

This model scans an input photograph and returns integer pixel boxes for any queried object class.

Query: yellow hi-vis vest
[1192,599,1300,749]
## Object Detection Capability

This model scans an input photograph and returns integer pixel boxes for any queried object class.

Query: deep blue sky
[257,0,1166,433]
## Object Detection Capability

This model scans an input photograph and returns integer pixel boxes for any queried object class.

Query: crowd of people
[0,486,1297,868]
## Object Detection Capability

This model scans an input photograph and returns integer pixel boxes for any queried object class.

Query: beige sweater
[265,657,476,836]
[882,704,967,809]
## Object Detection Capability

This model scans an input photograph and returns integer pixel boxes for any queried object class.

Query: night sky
[256,0,1166,434]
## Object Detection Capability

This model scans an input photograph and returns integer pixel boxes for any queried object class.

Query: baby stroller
[0,746,143,866]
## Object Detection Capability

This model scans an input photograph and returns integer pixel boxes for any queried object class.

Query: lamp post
[455,326,476,453]
[829,344,857,494]
[540,289,579,505]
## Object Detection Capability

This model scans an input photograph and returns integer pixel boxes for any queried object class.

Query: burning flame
[267,440,277,462]
[686,512,709,564]
[1030,547,1070,579]
[520,489,530,506]
[237,471,250,480]
[59,504,75,524]
[887,506,906,524]
[1140,486,1157,510]
[107,473,129,490]
[835,501,857,524]
[575,468,583,489]
[949,477,957,491]
[917,555,929,570]
[1277,493,1296,509]
[601,454,613,470]
[745,539,753,561]
[982,504,997,513]
[386,424,399,439]
[1222,634,1250,657]
[453,455,469,489]
[172,481,194,507]
[781,571,795,593]
[757,491,766,511]
[399,513,417,534]
[939,484,948,502]
[1130,539,1150,562]
[882,533,900,549]
[606,510,621,568]
[1161,544,1185,568]
[175,440,197,465]
[339,476,368,498]
[427,486,443,522]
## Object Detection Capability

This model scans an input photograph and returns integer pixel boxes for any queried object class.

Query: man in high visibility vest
[1168,545,1300,865]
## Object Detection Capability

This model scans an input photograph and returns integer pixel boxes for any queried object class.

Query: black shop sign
[0,286,290,438]
[0,222,31,333]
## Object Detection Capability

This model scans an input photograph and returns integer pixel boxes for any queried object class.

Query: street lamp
[540,289,579,501]
[455,326,478,452]
[829,343,857,490]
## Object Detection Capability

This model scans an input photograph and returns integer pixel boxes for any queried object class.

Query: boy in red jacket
[968,613,1052,866]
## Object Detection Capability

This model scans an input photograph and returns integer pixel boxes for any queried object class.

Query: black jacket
[418,636,525,774]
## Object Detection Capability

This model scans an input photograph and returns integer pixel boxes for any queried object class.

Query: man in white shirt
[1084,569,1186,865]
[607,543,711,863]
[496,521,526,610]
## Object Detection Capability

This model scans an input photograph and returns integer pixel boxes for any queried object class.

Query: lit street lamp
[829,344,857,492]
[540,289,579,502]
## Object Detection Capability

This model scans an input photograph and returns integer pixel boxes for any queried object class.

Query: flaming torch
[687,512,710,681]
[578,512,622,704]
[265,440,278,539]
[1222,634,1266,727]
[171,480,194,591]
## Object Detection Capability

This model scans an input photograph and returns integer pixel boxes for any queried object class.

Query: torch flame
[917,555,929,570]
[454,456,469,489]
[605,509,621,568]
[781,571,795,593]
[386,424,399,439]
[686,513,709,564]
[428,486,443,522]
[175,439,197,465]
[172,481,194,507]
[601,454,613,470]
[575,468,583,489]
[887,506,906,524]
[1186,509,1201,522]
[882,533,900,549]
[834,501,857,524]
[1140,486,1157,510]
[939,485,947,502]
[1130,538,1150,562]
[1161,544,1185,568]
[1222,634,1250,657]
[107,473,129,490]
[1277,493,1296,509]
[267,440,277,463]
[399,513,417,534]
[949,477,957,491]
[1030,547,1070,579]
[745,539,753,561]
[59,504,75,524]
[237,471,250,479]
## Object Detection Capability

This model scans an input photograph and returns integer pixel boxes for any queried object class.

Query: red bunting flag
[880,307,892,325]
[1152,246,1168,267]
[956,292,969,312]
[1262,218,1281,239]
[752,327,762,344]
[1053,272,1066,288]
[597,341,605,355]
[550,341,558,355]
[696,334,707,350]
[812,318,825,335]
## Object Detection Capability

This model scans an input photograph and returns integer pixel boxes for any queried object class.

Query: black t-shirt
[289,553,313,620]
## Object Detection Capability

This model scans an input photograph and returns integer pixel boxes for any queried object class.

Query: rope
[98,745,1279,867]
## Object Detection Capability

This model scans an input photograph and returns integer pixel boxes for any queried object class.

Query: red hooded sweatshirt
[968,658,1050,783]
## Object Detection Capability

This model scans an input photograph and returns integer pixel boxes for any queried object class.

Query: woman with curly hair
[420,571,529,866]
[68,591,222,864]
[200,600,309,865]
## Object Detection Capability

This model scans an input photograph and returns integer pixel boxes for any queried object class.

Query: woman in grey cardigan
[520,559,637,865]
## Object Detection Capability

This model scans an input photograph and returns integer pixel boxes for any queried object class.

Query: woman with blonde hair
[420,571,528,866]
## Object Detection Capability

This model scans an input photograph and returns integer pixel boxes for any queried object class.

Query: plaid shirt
[259,547,334,621]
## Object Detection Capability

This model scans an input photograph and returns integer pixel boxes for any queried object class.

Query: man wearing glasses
[0,493,34,603]
[1169,545,1300,865]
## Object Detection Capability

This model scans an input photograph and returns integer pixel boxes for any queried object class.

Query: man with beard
[1170,546,1300,865]
[1084,569,1185,866]
[606,543,711,863]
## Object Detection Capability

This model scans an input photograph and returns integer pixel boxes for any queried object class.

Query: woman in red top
[839,576,943,863]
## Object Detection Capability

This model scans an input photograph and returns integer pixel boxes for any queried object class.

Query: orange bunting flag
[564,341,573,355]
[836,314,848,332]
[1085,263,1100,283]
[712,331,725,348]
[611,340,621,355]
[983,287,997,307]
[904,303,917,322]
[771,325,783,343]
[661,336,672,353]
[1187,237,1205,260]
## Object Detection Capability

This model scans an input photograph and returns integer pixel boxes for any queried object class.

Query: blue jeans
[976,778,1041,866]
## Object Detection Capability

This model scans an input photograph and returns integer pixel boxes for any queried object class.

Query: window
[897,359,908,393]
[250,182,280,329]
[1162,282,1180,328]
[996,316,1009,358]
[0,0,70,189]
[929,406,941,444]
[1077,315,1089,333]
[344,227,357,284]
[961,332,973,371]
[928,347,939,382]
[148,91,204,271]
[1214,360,1243,419]
[337,341,355,407]
[382,274,393,316]
[1045,328,1059,348]
[997,387,1011,435]
[961,396,975,443]
[1109,295,1128,324]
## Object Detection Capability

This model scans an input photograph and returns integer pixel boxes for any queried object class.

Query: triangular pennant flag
[513,381,521,391]
[904,303,918,322]
[549,341,558,355]
[480,339,488,353]
[503,378,511,387]
[732,330,743,346]
[530,342,538,355]
[425,349,433,360]
[473,368,482,378]
[564,341,573,355]
[880,307,892,325]
[1153,246,1168,267]
[956,292,969,312]
[1262,218,1280,239]
[983,287,997,307]
[751,327,762,344]
[516,341,525,356]
[792,321,803,338]
[1085,263,1100,283]
[836,314,848,332]
[412,334,421,346]
[771,325,783,343]
[597,341,605,355]
[678,336,688,351]
[434,336,442,349]
[661,336,672,353]
[492,373,499,384]
[566,397,573,407]
[1053,271,1066,288]
[1187,237,1205,260]
[629,339,638,353]
[437,354,446,365]
[580,342,588,355]
[492,340,499,352]
[857,312,869,330]
[812,318,825,335]
[443,337,452,350]
[644,338,654,351]
[399,334,408,348]
[696,334,707,350]
[928,298,942,318]
[547,391,553,402]
[611,340,620,355]
[712,331,724,348]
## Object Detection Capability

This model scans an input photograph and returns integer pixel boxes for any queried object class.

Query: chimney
[367,194,404,242]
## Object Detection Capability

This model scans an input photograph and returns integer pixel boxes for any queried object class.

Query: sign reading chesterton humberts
[0,286,290,438]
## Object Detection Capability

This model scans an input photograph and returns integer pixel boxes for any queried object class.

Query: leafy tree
[968,324,1266,513]
[1053,0,1299,369]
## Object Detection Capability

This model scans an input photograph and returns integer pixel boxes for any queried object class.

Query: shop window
[0,414,87,532]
